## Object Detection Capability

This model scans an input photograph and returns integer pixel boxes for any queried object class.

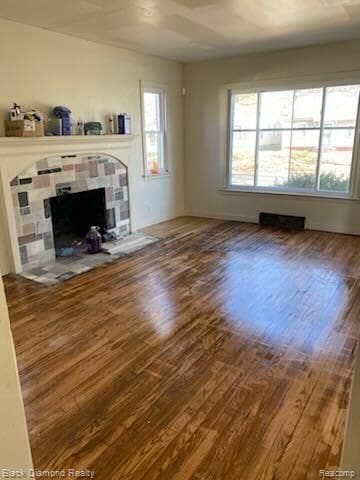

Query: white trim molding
[140,81,168,177]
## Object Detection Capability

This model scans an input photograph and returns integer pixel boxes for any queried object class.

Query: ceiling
[1,0,360,61]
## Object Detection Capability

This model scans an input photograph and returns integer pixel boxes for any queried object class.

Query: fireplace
[9,150,131,271]
[50,188,107,253]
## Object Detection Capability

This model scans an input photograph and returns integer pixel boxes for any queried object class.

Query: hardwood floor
[4,217,360,480]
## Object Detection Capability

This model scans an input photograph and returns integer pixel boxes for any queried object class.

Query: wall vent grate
[259,212,305,230]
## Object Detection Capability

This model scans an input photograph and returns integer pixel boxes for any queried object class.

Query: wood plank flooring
[4,217,360,480]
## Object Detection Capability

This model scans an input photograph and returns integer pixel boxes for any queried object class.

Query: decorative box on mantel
[0,135,136,274]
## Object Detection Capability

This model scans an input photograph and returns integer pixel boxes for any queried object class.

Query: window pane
[319,128,354,192]
[145,132,162,174]
[260,90,293,129]
[144,91,161,131]
[287,130,320,189]
[293,88,323,128]
[257,130,291,187]
[324,85,360,128]
[230,131,256,186]
[232,93,257,130]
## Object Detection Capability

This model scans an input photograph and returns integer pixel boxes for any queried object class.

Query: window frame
[140,82,168,178]
[225,81,360,199]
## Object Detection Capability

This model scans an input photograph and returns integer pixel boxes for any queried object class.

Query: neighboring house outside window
[141,83,167,177]
[227,84,360,197]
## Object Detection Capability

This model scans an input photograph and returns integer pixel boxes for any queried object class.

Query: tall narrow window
[228,84,360,196]
[141,84,167,176]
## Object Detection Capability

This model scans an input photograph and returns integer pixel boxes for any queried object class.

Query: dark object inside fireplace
[50,188,107,253]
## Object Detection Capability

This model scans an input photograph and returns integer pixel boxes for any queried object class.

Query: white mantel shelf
[0,134,136,147]
[0,134,137,158]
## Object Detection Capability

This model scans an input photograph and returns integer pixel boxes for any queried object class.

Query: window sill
[142,172,171,181]
[219,186,359,201]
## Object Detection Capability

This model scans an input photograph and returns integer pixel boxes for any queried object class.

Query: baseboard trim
[185,211,360,236]
[306,222,360,235]
[184,211,258,225]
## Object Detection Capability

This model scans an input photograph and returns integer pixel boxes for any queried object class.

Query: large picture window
[228,84,360,196]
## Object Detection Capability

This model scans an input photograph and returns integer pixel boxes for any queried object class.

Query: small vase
[86,226,102,254]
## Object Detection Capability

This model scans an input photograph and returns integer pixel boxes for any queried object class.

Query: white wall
[0,273,33,473]
[184,40,360,233]
[0,19,185,274]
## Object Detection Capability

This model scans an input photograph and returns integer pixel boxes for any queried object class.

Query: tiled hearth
[10,153,130,271]
[21,249,124,285]
[20,233,159,285]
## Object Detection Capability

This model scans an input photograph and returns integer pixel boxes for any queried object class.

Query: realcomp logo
[319,470,356,478]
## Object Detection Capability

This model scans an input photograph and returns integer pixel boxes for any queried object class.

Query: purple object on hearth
[86,226,102,254]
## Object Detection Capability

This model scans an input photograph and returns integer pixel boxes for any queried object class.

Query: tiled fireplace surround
[11,153,130,271]
[0,136,134,273]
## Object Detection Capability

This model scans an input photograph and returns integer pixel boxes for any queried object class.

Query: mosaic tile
[73,265,92,274]
[20,207,31,216]
[60,154,77,161]
[40,278,59,286]
[19,177,32,185]
[33,175,51,189]
[22,223,36,235]
[120,210,130,221]
[54,171,76,184]
[19,214,35,227]
[71,181,89,193]
[63,164,74,171]
[104,163,116,175]
[118,225,129,235]
[120,201,129,212]
[56,272,75,281]
[19,246,28,265]
[29,189,48,204]
[43,199,51,218]
[10,176,19,187]
[40,271,59,279]
[89,162,99,177]
[37,250,56,266]
[114,189,124,201]
[106,208,116,229]
[18,192,29,207]
[38,169,55,175]
[27,239,44,256]
[43,232,54,250]
[31,201,48,219]
[120,174,127,186]
[18,233,37,245]
[47,263,73,275]
[56,186,72,196]
[36,219,52,235]
[106,187,114,202]
[75,163,89,172]
[28,267,48,276]
[37,159,49,171]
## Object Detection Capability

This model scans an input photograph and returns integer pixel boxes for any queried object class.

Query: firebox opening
[50,188,107,253]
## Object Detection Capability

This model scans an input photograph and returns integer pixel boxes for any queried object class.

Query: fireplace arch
[10,153,130,271]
